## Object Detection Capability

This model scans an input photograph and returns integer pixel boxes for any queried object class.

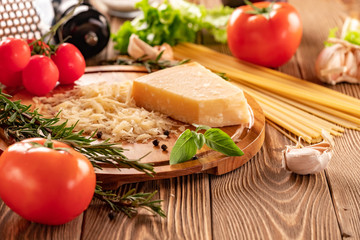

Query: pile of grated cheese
[34,81,184,143]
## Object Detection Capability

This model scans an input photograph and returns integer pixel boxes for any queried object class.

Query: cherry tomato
[0,138,96,225]
[22,55,59,96]
[51,43,85,85]
[227,2,303,68]
[0,38,31,72]
[0,67,22,87]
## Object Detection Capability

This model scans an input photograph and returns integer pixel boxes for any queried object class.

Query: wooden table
[1,0,360,239]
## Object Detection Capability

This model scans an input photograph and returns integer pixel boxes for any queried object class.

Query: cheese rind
[131,62,250,127]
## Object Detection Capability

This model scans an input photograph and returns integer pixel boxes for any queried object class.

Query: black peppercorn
[96,131,103,139]
[163,130,170,137]
[161,144,168,151]
[152,139,159,146]
[192,155,198,160]
[108,210,115,220]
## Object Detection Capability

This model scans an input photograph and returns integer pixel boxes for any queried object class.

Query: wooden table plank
[291,0,360,238]
[211,126,341,239]
[81,176,212,240]
[0,200,83,240]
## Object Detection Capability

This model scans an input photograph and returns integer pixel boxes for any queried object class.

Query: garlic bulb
[128,34,174,61]
[315,38,360,85]
[315,17,360,85]
[282,131,334,175]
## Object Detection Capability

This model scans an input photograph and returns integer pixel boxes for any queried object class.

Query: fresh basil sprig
[170,124,244,165]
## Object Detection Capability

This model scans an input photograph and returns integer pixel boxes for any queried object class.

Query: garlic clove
[283,147,331,175]
[341,17,360,40]
[336,75,360,84]
[345,51,357,77]
[355,50,360,63]
[355,50,360,78]
[128,34,147,59]
[128,34,159,60]
[316,44,346,84]
[282,131,334,175]
[154,43,174,60]
[316,44,341,76]
[128,34,174,61]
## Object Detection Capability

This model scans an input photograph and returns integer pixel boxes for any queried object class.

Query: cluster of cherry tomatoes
[0,38,85,96]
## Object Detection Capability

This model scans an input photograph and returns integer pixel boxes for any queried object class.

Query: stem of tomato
[28,0,82,55]
[29,137,72,153]
[44,137,54,149]
[42,0,82,46]
[244,0,275,20]
[42,0,82,45]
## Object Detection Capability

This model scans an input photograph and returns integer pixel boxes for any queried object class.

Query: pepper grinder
[53,0,110,59]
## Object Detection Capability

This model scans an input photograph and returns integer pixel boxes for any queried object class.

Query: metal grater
[0,0,41,40]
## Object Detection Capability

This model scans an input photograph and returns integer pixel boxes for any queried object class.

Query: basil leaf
[193,124,211,132]
[170,129,197,165]
[204,128,244,156]
[192,131,205,150]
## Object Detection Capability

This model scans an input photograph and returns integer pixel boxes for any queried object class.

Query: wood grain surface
[0,0,360,239]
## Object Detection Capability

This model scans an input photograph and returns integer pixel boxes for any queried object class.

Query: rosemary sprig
[102,51,190,73]
[95,185,166,218]
[0,90,165,217]
[0,92,153,173]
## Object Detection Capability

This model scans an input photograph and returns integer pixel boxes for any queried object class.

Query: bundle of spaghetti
[232,81,344,143]
[173,42,360,143]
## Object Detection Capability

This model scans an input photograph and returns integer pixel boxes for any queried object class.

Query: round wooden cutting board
[8,65,265,189]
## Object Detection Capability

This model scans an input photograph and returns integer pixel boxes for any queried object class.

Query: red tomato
[227,2,303,68]
[22,55,59,96]
[0,138,96,225]
[0,38,31,72]
[51,43,85,84]
[0,66,22,87]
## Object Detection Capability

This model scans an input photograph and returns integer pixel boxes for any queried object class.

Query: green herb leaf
[192,131,205,150]
[94,185,166,218]
[324,26,360,46]
[9,112,17,122]
[170,129,197,165]
[216,72,229,81]
[112,21,137,54]
[344,30,360,46]
[112,0,233,54]
[204,128,244,156]
[324,27,338,47]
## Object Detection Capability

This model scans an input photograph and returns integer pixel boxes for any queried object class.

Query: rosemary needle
[102,51,190,73]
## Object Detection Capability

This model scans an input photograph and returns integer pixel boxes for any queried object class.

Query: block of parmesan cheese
[131,62,250,127]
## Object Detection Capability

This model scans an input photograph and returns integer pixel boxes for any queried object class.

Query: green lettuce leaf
[112,0,233,54]
[344,30,360,45]
[324,26,360,47]
[324,27,338,47]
